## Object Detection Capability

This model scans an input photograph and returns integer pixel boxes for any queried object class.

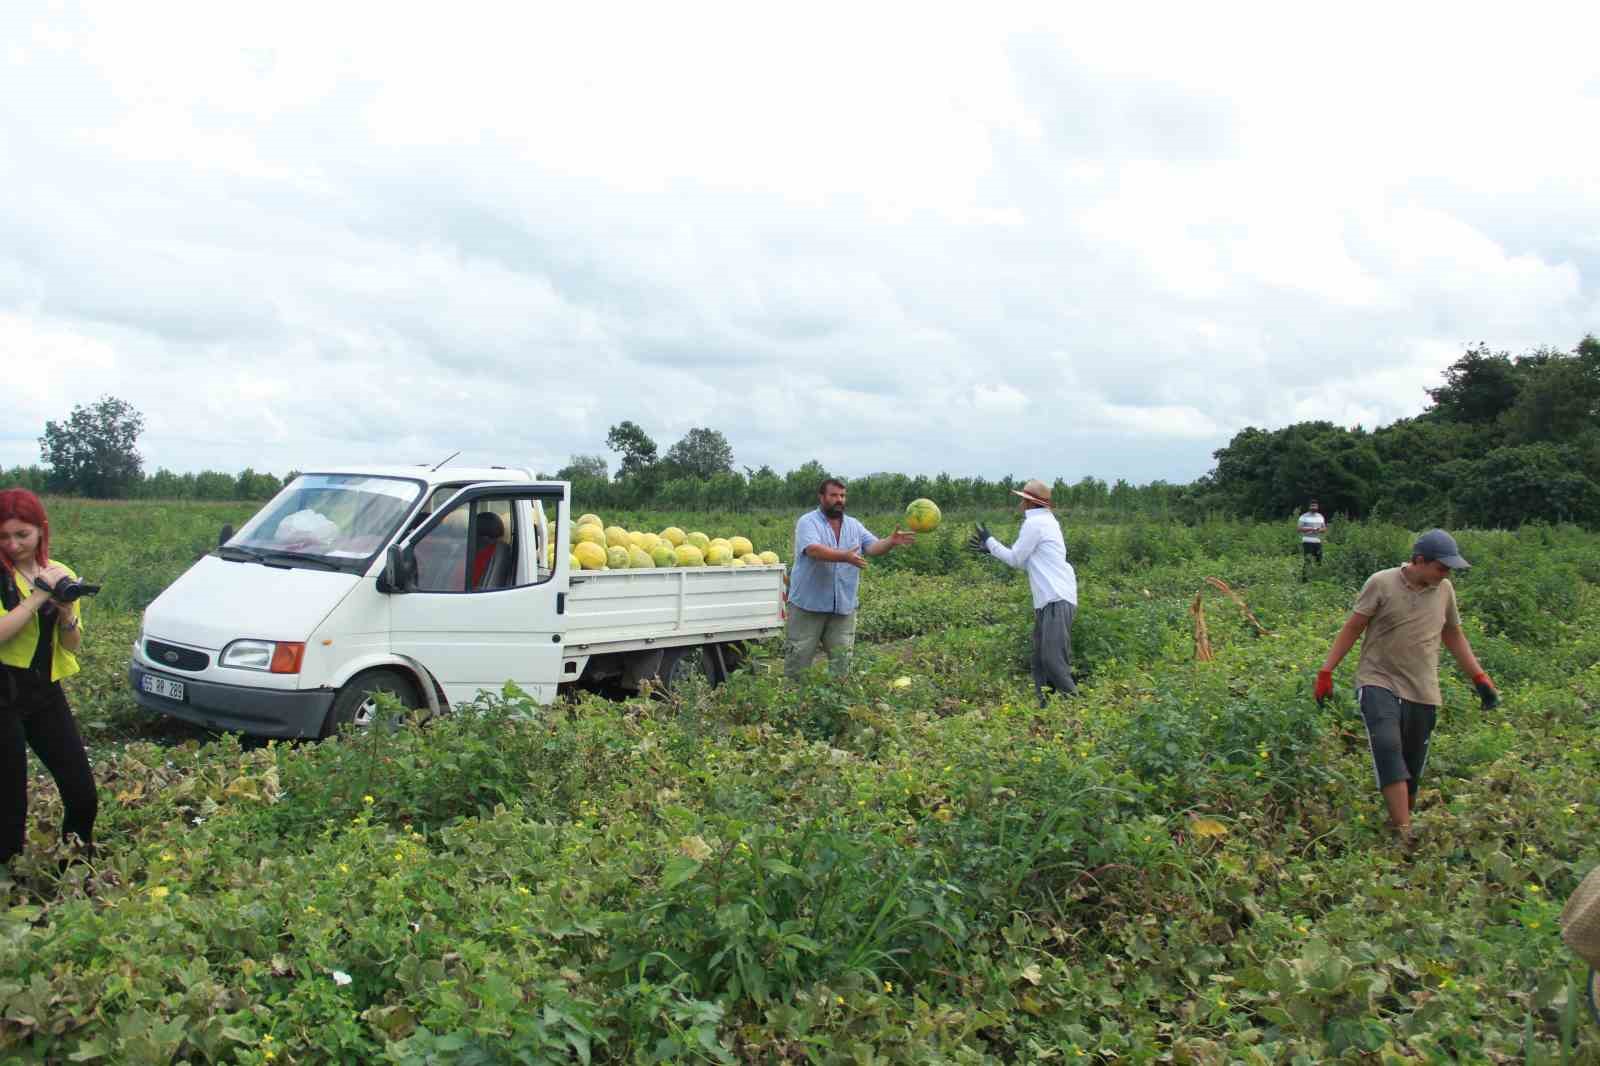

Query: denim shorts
[1358,685,1437,795]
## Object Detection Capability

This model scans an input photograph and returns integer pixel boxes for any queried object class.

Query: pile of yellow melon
[563,513,781,571]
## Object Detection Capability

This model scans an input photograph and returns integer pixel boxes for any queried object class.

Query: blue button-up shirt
[788,508,878,615]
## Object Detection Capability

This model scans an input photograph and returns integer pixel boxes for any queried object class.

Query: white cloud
[3,0,1598,487]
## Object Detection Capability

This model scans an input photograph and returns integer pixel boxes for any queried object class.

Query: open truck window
[409,491,561,594]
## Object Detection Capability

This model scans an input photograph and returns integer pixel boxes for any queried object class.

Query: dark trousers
[1,679,98,864]
[1301,541,1323,564]
[1357,685,1436,799]
[1032,599,1078,704]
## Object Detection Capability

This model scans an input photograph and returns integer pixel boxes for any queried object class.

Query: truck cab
[130,466,784,738]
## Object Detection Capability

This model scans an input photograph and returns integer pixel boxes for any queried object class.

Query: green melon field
[4,499,1599,1064]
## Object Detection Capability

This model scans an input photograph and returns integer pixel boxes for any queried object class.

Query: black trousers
[1,678,97,864]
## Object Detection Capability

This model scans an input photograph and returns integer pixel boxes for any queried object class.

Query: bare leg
[1381,780,1410,830]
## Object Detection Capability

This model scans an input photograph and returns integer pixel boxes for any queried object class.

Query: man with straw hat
[968,479,1079,705]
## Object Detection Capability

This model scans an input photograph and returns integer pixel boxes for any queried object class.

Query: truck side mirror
[380,544,417,594]
[218,523,234,547]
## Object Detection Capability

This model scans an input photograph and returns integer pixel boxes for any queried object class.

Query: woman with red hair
[0,489,96,867]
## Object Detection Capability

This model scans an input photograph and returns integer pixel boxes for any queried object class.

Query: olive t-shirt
[1352,566,1461,706]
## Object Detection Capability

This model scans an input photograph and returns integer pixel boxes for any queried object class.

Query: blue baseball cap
[1413,529,1469,570]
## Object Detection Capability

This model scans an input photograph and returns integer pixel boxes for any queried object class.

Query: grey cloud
[1006,33,1239,162]
[3,9,1597,490]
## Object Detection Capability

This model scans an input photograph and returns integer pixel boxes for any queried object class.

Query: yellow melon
[905,498,941,533]
[573,541,607,570]
[660,527,686,547]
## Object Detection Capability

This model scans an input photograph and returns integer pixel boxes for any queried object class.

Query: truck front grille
[145,640,210,672]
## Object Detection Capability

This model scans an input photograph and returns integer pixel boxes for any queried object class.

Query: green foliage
[662,427,736,481]
[1209,421,1382,520]
[39,394,146,498]
[556,453,609,481]
[1424,342,1523,424]
[1210,335,1600,529]
[7,504,1600,1062]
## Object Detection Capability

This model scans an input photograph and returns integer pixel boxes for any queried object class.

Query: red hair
[0,488,50,573]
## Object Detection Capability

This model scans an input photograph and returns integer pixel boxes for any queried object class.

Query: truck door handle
[557,592,566,615]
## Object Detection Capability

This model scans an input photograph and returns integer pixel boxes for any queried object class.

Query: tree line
[22,334,1600,526]
[1198,334,1600,526]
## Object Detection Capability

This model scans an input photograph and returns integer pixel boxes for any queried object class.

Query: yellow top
[0,560,83,683]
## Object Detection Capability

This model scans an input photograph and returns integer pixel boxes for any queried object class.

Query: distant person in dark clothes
[1314,529,1499,847]
[0,489,96,867]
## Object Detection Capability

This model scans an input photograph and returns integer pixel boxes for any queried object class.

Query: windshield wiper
[259,551,345,571]
[215,546,264,563]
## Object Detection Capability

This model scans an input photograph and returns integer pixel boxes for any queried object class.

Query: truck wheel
[659,646,715,694]
[322,669,421,738]
[718,640,749,677]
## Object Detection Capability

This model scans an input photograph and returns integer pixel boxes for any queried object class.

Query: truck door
[386,482,569,707]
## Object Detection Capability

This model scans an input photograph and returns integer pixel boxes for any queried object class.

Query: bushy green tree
[662,428,734,481]
[557,454,609,481]
[235,468,283,500]
[1209,422,1380,519]
[0,465,49,493]
[1424,343,1520,425]
[39,395,146,498]
[193,470,236,499]
[605,421,658,480]
[784,460,830,505]
[1448,444,1600,527]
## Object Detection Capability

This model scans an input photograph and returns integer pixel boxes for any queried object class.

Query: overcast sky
[6,2,1598,485]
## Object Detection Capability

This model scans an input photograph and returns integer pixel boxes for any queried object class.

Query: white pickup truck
[129,466,786,738]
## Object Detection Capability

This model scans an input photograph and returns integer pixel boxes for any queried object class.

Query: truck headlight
[220,640,306,674]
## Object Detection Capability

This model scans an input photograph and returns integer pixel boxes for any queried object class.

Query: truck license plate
[142,674,186,702]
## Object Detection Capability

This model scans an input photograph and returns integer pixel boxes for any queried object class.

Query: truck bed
[562,564,786,652]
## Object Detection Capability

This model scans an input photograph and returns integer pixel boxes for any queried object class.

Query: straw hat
[1011,479,1053,508]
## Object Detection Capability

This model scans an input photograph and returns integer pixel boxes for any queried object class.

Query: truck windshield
[223,474,424,573]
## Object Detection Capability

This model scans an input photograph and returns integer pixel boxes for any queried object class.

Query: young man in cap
[785,478,916,679]
[1314,528,1499,845]
[968,479,1079,706]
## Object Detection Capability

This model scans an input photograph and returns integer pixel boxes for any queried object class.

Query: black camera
[36,575,102,604]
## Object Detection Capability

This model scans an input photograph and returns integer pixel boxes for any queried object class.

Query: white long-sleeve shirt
[985,509,1077,608]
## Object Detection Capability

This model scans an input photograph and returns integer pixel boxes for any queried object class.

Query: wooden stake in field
[1190,577,1269,661]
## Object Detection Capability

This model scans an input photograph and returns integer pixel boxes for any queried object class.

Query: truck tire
[321,669,421,738]
[718,640,749,677]
[659,646,716,694]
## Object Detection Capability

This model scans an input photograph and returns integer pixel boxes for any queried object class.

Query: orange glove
[1314,669,1334,704]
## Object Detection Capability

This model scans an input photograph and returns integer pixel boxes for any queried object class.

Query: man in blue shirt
[785,478,915,679]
